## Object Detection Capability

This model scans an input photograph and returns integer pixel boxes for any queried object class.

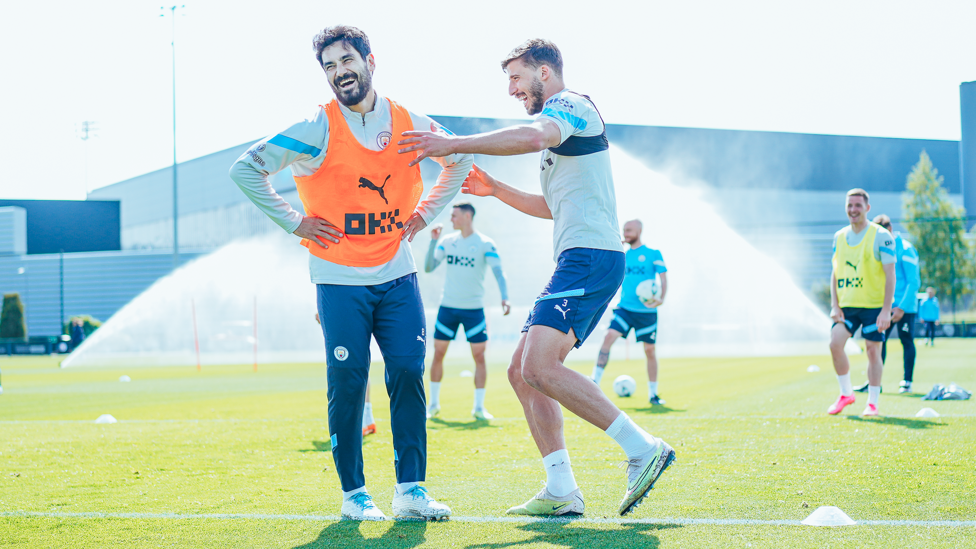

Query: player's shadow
[428,418,500,431]
[293,520,428,548]
[299,438,374,453]
[846,416,946,430]
[633,405,686,415]
[465,520,677,549]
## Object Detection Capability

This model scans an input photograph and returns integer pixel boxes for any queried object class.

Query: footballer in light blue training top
[424,203,510,421]
[592,219,669,405]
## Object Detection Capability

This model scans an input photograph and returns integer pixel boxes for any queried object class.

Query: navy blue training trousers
[316,273,427,492]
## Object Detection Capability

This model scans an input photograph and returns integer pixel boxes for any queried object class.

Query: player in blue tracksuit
[855,215,921,393]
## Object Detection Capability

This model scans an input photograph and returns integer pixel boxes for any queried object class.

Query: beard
[624,235,638,246]
[331,70,372,107]
[523,76,546,115]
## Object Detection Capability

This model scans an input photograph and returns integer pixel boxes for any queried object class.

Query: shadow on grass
[428,418,500,431]
[632,405,686,415]
[846,416,946,430]
[294,520,428,548]
[465,521,678,549]
[300,438,375,453]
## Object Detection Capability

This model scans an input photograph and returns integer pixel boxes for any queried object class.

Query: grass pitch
[1,339,974,548]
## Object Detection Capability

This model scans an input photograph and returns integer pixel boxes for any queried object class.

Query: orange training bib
[294,99,423,267]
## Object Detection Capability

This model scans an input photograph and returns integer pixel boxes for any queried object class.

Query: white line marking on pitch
[2,414,974,425]
[2,511,974,527]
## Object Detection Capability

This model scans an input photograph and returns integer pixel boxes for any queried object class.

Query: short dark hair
[453,203,476,217]
[501,39,563,78]
[846,188,870,203]
[313,25,371,67]
[872,214,892,230]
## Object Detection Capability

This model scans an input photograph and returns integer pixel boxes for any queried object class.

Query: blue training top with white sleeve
[618,246,667,313]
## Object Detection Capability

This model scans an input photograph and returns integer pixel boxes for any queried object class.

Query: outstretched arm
[462,164,552,220]
[397,119,562,166]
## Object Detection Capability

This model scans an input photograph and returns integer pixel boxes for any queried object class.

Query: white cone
[802,506,855,526]
[807,365,820,373]
[95,414,118,424]
[916,407,939,418]
[459,370,474,378]
[119,375,131,382]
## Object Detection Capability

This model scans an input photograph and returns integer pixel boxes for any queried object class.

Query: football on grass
[613,375,636,397]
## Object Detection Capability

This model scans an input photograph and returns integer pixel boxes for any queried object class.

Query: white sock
[395,482,419,496]
[592,366,605,383]
[868,386,881,405]
[362,402,374,428]
[429,382,441,408]
[342,486,367,501]
[648,381,658,397]
[605,413,656,459]
[542,449,578,497]
[837,373,853,397]
[474,388,486,410]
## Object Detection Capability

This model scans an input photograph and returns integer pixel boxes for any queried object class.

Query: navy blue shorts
[834,307,886,342]
[523,248,625,348]
[433,306,487,343]
[609,308,658,344]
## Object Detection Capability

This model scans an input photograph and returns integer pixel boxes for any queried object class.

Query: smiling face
[320,41,374,107]
[505,58,547,115]
[846,194,870,226]
[622,220,642,246]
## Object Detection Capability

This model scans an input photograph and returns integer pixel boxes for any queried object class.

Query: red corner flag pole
[253,295,258,372]
[191,298,201,371]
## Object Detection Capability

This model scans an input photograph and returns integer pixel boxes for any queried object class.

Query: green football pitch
[1,340,974,548]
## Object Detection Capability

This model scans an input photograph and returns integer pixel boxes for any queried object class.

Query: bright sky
[2,0,973,200]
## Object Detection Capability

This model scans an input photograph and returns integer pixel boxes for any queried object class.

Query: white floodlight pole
[161,5,185,268]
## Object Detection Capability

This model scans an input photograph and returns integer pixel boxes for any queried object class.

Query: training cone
[95,414,118,424]
[807,365,820,373]
[916,407,939,418]
[119,375,131,382]
[459,370,474,378]
[801,506,855,526]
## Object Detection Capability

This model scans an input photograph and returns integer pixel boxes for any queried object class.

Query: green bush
[63,315,102,338]
[0,293,27,339]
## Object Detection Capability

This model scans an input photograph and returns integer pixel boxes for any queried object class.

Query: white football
[636,279,661,303]
[613,375,637,398]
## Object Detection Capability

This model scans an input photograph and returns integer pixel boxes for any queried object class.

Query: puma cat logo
[358,175,391,204]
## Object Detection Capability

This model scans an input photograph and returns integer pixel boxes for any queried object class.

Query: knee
[507,360,523,388]
[386,354,425,379]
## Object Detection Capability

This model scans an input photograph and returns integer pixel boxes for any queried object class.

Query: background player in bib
[398,39,674,517]
[424,203,510,420]
[852,214,921,394]
[827,189,896,417]
[230,25,471,521]
[591,219,669,405]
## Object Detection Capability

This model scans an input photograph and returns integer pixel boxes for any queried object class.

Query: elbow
[529,133,549,152]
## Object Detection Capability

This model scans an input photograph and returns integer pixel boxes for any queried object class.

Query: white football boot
[392,485,451,520]
[471,408,494,420]
[341,492,387,521]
